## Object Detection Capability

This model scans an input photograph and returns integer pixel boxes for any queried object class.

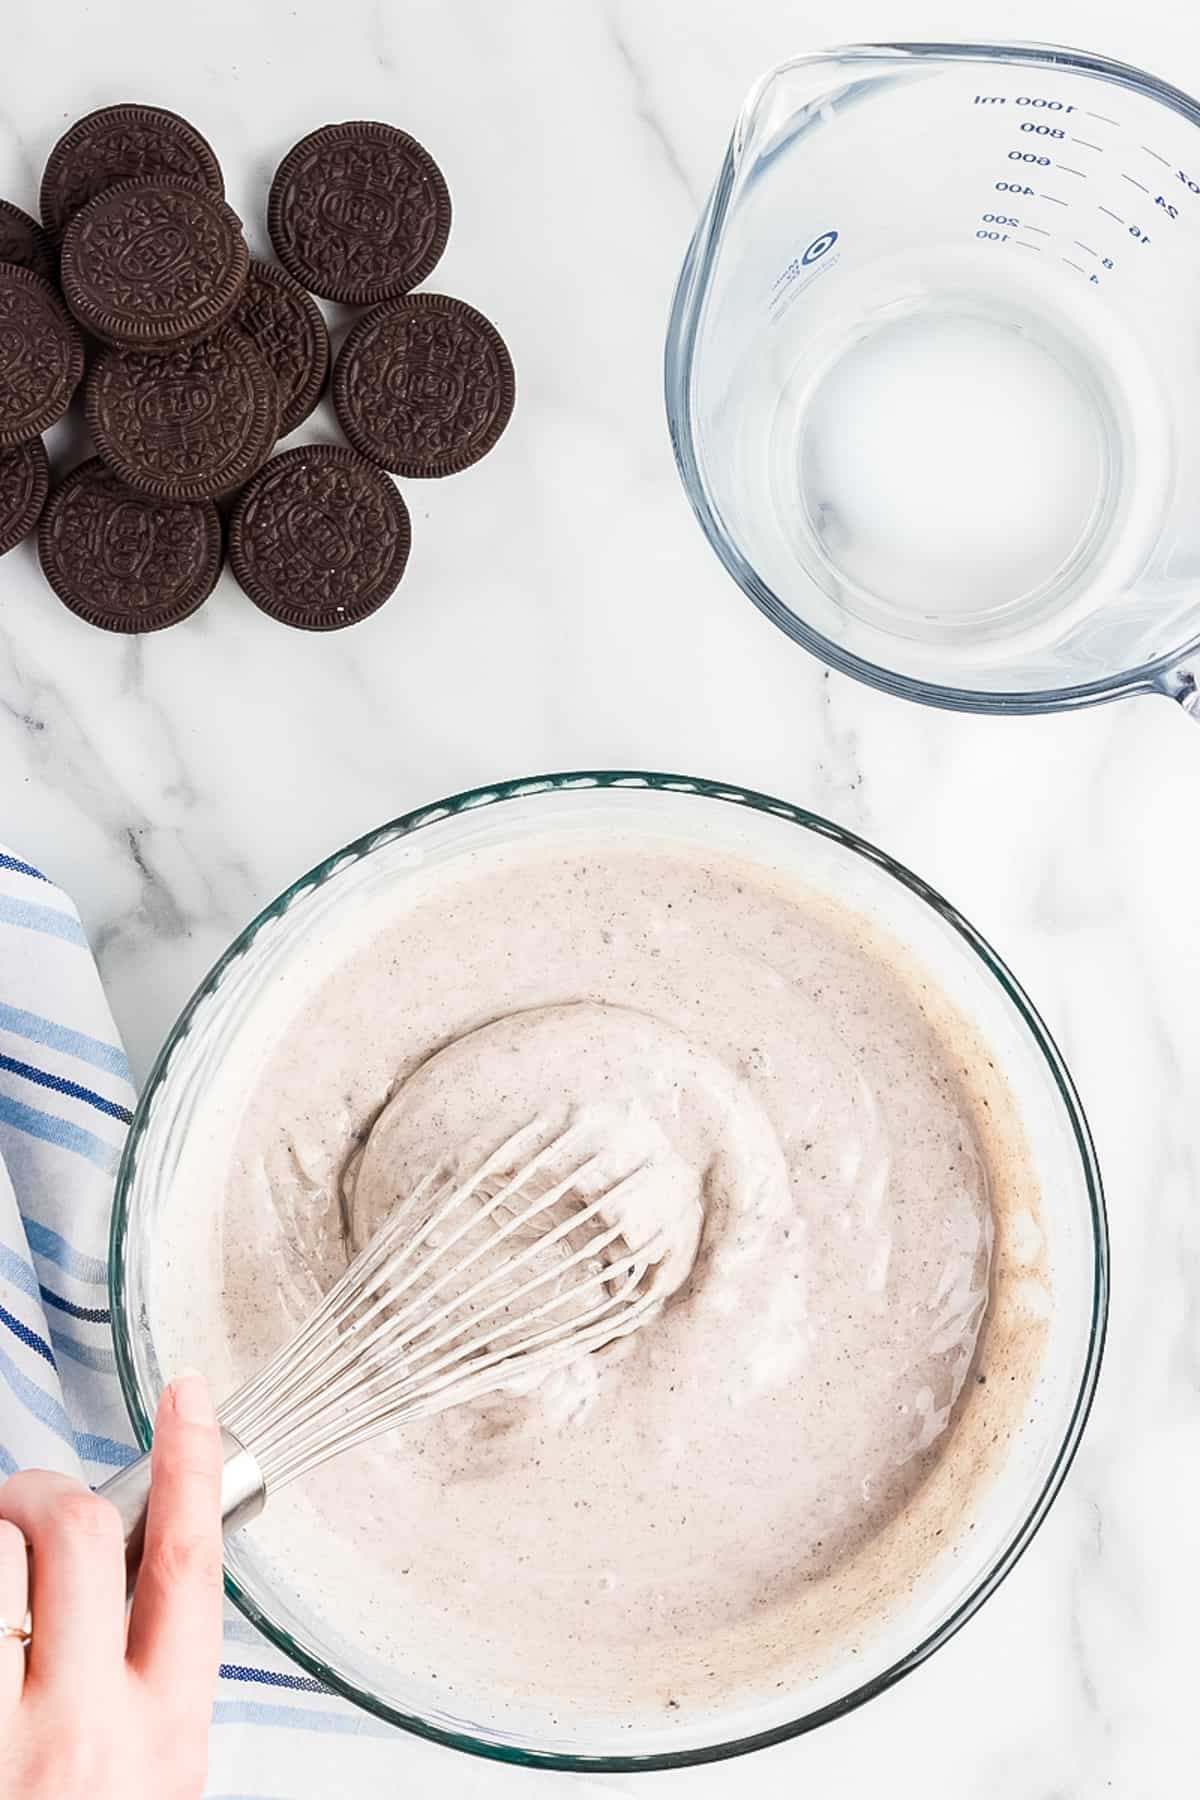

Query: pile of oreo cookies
[0,105,514,632]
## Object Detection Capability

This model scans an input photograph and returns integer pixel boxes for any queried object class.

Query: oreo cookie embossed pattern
[233,260,330,437]
[87,328,277,501]
[61,179,249,347]
[229,444,411,630]
[3,102,511,628]
[0,266,84,446]
[38,456,221,631]
[0,439,49,556]
[334,293,515,477]
[268,121,451,304]
[40,103,225,239]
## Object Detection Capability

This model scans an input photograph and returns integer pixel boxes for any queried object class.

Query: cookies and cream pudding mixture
[155,833,1045,1724]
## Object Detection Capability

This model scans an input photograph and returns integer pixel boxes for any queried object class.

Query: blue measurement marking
[802,230,838,265]
[1122,173,1150,193]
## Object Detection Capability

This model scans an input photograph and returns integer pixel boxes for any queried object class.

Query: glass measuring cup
[665,42,1200,718]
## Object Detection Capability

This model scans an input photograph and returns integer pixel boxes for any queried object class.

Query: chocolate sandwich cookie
[268,121,450,304]
[0,266,85,446]
[228,443,410,630]
[61,178,248,349]
[40,103,224,239]
[86,326,276,501]
[0,200,56,284]
[332,292,514,477]
[0,438,50,556]
[232,260,329,437]
[38,457,221,632]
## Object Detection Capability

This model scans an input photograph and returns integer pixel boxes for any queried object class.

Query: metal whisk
[101,1121,661,1587]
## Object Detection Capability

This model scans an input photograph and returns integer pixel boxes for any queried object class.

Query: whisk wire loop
[219,1121,659,1491]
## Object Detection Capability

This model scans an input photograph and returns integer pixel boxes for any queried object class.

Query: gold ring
[0,1612,31,1647]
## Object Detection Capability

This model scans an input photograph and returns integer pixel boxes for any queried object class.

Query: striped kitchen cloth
[0,846,595,1800]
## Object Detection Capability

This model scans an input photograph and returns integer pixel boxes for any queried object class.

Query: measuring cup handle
[1155,664,1200,721]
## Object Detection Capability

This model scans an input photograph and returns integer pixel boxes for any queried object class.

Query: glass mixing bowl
[110,773,1107,1772]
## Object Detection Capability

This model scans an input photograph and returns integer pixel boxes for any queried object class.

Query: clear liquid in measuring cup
[764,248,1168,657]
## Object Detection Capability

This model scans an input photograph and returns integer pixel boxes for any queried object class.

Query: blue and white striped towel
[0,846,593,1800]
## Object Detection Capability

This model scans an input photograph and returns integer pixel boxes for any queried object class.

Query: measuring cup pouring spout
[666,42,1200,723]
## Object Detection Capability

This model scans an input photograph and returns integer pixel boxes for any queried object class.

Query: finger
[0,1518,29,1711]
[126,1374,224,1701]
[0,1468,125,1693]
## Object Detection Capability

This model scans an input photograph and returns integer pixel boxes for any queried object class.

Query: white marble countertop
[3,0,1198,1794]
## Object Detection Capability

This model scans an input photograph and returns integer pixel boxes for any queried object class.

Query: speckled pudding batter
[154,834,1045,1726]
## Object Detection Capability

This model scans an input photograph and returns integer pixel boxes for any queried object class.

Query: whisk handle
[98,1425,266,1599]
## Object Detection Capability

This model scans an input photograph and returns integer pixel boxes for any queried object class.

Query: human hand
[0,1374,223,1799]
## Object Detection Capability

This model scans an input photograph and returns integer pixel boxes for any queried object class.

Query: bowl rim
[109,769,1109,1772]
